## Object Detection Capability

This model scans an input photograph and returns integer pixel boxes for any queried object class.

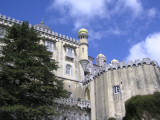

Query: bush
[108,117,116,120]
[123,92,160,120]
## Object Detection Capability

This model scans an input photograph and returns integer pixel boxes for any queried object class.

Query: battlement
[84,58,159,85]
[54,98,91,109]
[0,13,79,45]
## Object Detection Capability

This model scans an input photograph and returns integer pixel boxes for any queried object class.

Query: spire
[40,18,44,24]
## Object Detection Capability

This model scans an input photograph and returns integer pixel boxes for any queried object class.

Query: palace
[0,13,160,120]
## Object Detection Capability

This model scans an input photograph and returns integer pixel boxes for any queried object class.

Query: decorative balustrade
[54,98,91,109]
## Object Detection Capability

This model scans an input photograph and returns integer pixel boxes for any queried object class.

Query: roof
[96,53,106,59]
[34,22,52,31]
[78,28,88,35]
[111,59,119,64]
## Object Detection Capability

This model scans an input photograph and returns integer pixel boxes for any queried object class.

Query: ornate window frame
[66,64,72,76]
[45,40,54,52]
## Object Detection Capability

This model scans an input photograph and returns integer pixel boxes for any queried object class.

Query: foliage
[123,92,160,120]
[108,117,116,120]
[0,22,68,120]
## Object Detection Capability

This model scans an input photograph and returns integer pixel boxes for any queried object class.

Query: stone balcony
[66,53,74,59]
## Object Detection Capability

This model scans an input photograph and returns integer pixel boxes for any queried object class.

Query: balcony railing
[54,98,91,109]
[66,53,74,58]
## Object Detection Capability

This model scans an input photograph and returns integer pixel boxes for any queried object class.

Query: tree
[0,22,68,120]
[108,117,116,120]
[123,92,160,120]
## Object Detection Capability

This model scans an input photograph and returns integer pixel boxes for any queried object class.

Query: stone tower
[78,28,89,70]
[96,53,107,67]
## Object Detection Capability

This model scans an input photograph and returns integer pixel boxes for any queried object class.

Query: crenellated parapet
[54,98,91,109]
[0,13,79,45]
[83,58,159,85]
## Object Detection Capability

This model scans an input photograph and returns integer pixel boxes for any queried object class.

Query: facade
[0,13,160,120]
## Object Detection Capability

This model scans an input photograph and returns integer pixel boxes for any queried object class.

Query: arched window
[66,64,72,75]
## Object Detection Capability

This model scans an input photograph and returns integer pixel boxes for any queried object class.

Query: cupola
[111,59,119,64]
[96,53,107,67]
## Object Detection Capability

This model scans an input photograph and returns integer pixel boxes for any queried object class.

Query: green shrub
[108,117,116,120]
[123,92,160,120]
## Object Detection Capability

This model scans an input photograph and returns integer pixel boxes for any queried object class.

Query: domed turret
[78,28,88,39]
[96,54,106,59]
[111,59,119,64]
[96,53,107,67]
[34,21,52,32]
[78,28,89,70]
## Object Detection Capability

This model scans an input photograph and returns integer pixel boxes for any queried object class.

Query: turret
[110,59,119,65]
[78,28,89,70]
[96,53,106,67]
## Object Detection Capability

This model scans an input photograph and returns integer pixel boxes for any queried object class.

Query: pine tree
[0,22,68,120]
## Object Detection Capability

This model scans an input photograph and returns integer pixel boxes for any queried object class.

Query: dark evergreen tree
[0,22,68,120]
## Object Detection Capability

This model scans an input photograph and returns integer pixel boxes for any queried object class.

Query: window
[45,41,53,52]
[68,92,72,97]
[94,69,97,74]
[66,47,74,58]
[88,66,91,73]
[66,64,72,75]
[0,27,6,38]
[85,88,90,100]
[114,85,120,94]
[68,48,72,54]
[82,48,84,53]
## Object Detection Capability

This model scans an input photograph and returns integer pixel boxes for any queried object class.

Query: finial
[40,18,44,24]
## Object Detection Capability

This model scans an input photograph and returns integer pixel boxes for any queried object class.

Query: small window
[68,92,72,97]
[85,88,90,100]
[45,41,53,52]
[88,66,91,73]
[94,69,97,74]
[0,27,6,38]
[114,85,120,94]
[82,48,84,53]
[66,64,72,75]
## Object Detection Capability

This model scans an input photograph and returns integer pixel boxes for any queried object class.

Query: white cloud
[123,0,143,16]
[50,0,107,17]
[49,0,144,29]
[147,8,156,17]
[125,32,160,64]
[89,28,125,42]
[49,0,108,29]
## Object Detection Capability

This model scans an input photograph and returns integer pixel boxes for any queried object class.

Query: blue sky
[1,0,160,64]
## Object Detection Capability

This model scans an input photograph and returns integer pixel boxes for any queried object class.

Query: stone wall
[92,59,160,120]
